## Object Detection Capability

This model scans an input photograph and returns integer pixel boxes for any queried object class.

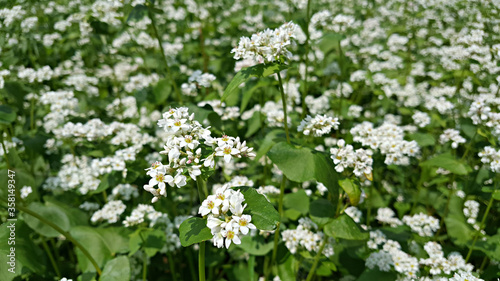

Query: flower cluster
[468,95,500,141]
[330,139,373,179]
[199,184,256,249]
[231,22,299,63]
[420,242,473,276]
[463,200,480,228]
[439,129,466,149]
[412,111,431,128]
[181,70,216,96]
[144,107,255,203]
[402,213,440,237]
[282,218,334,257]
[298,114,340,137]
[345,206,363,223]
[478,146,500,173]
[350,122,420,166]
[90,200,126,224]
[375,207,402,227]
[123,204,165,227]
[366,232,476,280]
[20,186,32,199]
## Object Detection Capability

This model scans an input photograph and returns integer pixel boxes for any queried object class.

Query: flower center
[174,120,182,127]
[207,201,215,209]
[226,230,235,239]
[239,219,248,226]
[223,147,232,155]
[156,174,165,182]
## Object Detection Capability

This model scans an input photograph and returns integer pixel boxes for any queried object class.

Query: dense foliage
[1,0,500,280]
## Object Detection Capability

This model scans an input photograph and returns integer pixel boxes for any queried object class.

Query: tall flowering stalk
[231,21,301,279]
[143,107,255,281]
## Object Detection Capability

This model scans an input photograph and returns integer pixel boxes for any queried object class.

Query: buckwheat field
[1,0,500,280]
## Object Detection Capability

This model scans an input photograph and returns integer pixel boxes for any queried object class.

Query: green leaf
[420,152,470,175]
[245,111,261,138]
[99,256,130,281]
[44,196,89,227]
[475,232,500,260]
[444,216,474,246]
[0,105,16,124]
[70,226,113,272]
[129,228,165,257]
[236,235,274,256]
[277,252,296,281]
[394,201,411,217]
[268,142,339,208]
[0,223,22,281]
[324,214,369,240]
[95,227,131,255]
[240,80,267,114]
[126,4,147,22]
[356,268,397,281]
[23,202,71,238]
[309,199,335,226]
[493,190,500,201]
[268,143,315,182]
[0,221,47,278]
[284,209,302,220]
[254,130,282,161]
[221,63,288,102]
[179,217,213,247]
[283,189,309,215]
[153,79,172,104]
[339,179,361,206]
[408,133,435,147]
[237,186,280,231]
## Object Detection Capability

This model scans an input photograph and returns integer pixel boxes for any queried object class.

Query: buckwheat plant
[143,107,255,203]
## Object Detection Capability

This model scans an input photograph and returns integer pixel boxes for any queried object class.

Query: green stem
[465,189,496,262]
[41,237,61,278]
[301,0,313,119]
[186,248,197,281]
[199,26,209,73]
[199,241,206,281]
[197,177,208,202]
[436,187,454,237]
[147,1,182,104]
[461,130,477,161]
[1,133,11,168]
[248,255,255,281]
[30,98,35,131]
[196,177,207,281]
[305,237,327,281]
[277,72,291,144]
[168,252,178,281]
[268,175,287,278]
[142,250,148,281]
[478,256,488,273]
[411,167,427,213]
[14,203,102,275]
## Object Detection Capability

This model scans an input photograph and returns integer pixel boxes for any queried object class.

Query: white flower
[20,186,32,199]
[199,195,219,216]
[232,215,256,235]
[215,144,240,163]
[222,229,241,248]
[148,172,174,195]
[231,22,299,63]
[298,114,340,137]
